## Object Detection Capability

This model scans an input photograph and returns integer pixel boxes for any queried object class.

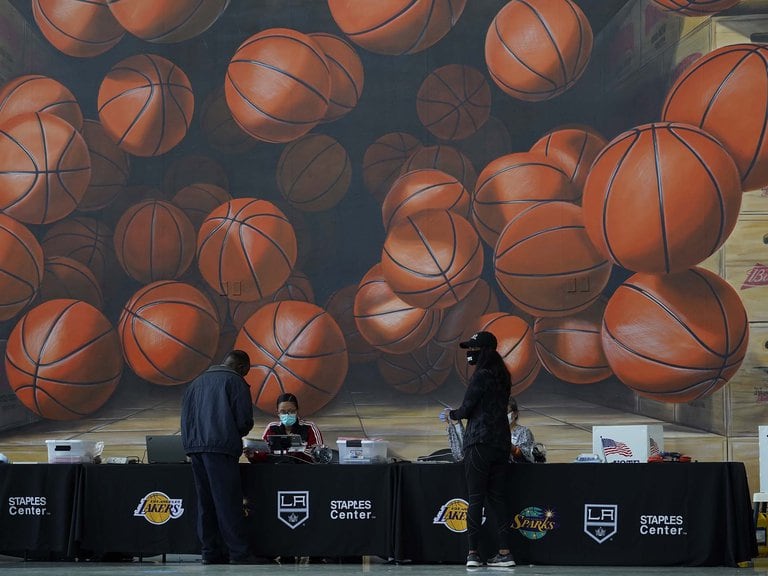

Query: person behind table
[261,392,323,450]
[508,397,536,463]
[440,331,515,568]
[181,349,260,565]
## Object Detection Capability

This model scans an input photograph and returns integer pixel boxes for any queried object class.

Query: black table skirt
[0,461,756,565]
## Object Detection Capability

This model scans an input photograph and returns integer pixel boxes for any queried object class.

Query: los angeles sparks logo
[133,491,184,525]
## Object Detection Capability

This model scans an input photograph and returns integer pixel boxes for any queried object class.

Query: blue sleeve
[231,379,254,437]
[450,370,486,421]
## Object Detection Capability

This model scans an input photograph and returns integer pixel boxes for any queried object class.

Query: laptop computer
[267,434,305,453]
[145,435,189,464]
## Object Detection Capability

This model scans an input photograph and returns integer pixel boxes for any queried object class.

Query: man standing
[181,349,256,565]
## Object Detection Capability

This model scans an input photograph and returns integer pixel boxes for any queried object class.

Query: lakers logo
[133,491,184,525]
[433,498,469,533]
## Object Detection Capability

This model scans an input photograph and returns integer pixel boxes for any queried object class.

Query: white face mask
[507,412,517,424]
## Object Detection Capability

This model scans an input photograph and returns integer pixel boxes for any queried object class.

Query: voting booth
[592,425,664,463]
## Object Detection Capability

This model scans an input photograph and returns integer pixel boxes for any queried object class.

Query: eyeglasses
[278,409,297,415]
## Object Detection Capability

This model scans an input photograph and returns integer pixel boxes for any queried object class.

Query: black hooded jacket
[450,366,511,453]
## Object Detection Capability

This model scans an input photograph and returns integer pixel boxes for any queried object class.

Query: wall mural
[0,0,765,479]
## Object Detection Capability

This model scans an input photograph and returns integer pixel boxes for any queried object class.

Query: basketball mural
[0,0,762,490]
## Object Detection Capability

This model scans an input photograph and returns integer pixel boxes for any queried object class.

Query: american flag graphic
[649,437,660,456]
[601,437,633,457]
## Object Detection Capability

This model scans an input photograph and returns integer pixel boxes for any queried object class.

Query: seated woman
[508,397,536,463]
[261,392,323,452]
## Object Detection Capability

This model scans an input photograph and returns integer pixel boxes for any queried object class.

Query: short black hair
[276,392,299,411]
[222,350,250,374]
[508,397,518,412]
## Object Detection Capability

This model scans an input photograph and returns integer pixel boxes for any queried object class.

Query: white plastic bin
[336,439,388,464]
[45,440,104,463]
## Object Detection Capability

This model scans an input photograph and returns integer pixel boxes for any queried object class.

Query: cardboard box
[592,425,664,463]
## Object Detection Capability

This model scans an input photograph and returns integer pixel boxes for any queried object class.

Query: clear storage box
[336,439,388,464]
[45,440,104,463]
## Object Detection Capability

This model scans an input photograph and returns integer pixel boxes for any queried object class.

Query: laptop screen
[267,434,304,453]
[145,435,188,464]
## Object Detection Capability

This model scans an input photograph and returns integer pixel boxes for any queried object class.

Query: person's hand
[439,408,451,423]
[511,445,522,460]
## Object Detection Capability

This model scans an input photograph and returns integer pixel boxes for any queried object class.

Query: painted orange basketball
[434,278,499,349]
[662,44,768,190]
[0,74,83,130]
[472,151,576,248]
[40,256,103,309]
[382,169,470,231]
[0,215,43,322]
[325,284,379,364]
[225,28,330,143]
[363,132,421,203]
[401,144,476,192]
[417,64,491,141]
[0,113,90,225]
[382,210,483,310]
[180,271,230,327]
[495,202,611,317]
[103,185,161,229]
[197,198,297,302]
[32,0,125,57]
[236,300,348,415]
[378,341,453,394]
[353,263,442,354]
[277,133,351,212]
[328,0,467,55]
[172,183,232,230]
[114,200,195,283]
[534,298,612,384]
[108,0,228,43]
[228,270,314,329]
[530,126,608,200]
[485,0,593,101]
[454,312,540,396]
[119,281,220,386]
[79,119,130,212]
[98,54,194,156]
[650,0,740,15]
[602,268,748,403]
[200,86,255,154]
[309,33,365,123]
[42,217,112,282]
[6,299,122,420]
[582,122,742,274]
[163,154,229,195]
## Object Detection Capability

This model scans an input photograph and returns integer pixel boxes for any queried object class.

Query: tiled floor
[0,557,766,575]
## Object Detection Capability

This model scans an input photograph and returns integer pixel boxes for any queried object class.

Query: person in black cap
[440,331,514,568]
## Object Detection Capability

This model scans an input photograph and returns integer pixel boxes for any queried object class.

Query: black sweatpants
[190,452,251,561]
[463,443,510,552]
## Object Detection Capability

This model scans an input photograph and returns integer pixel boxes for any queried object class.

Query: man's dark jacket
[181,365,254,457]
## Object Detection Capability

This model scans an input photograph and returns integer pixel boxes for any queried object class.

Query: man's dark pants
[190,452,251,561]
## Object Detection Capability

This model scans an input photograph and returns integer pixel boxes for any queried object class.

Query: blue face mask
[280,413,297,427]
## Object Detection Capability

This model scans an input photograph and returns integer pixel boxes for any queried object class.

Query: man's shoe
[487,553,516,567]
[466,552,483,567]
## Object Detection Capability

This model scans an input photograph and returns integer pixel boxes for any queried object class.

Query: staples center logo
[278,491,309,529]
[133,491,184,525]
[584,504,618,543]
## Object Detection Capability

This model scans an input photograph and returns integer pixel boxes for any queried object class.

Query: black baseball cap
[459,331,497,350]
